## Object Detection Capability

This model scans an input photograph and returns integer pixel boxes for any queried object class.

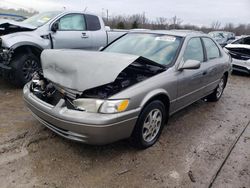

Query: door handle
[81,33,89,38]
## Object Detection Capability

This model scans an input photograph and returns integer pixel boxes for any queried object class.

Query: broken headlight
[73,99,129,114]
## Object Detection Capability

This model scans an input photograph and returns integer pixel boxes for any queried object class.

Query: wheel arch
[140,89,170,114]
[11,43,43,59]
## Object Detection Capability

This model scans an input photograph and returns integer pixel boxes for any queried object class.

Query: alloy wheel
[142,109,162,143]
[22,59,39,81]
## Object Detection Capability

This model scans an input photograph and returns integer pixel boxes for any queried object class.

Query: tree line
[1,8,249,35]
[104,13,250,36]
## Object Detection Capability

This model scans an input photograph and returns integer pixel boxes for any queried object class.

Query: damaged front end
[0,21,35,36]
[225,45,250,74]
[81,58,165,99]
[30,56,165,113]
[0,45,13,76]
[225,47,250,61]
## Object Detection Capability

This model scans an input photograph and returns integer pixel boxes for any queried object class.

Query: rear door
[176,37,208,110]
[52,13,92,49]
[201,37,224,95]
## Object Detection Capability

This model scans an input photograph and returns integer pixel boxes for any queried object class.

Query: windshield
[104,33,182,66]
[22,11,61,28]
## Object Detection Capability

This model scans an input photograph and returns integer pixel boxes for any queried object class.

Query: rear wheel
[206,75,226,102]
[130,100,167,149]
[11,53,40,87]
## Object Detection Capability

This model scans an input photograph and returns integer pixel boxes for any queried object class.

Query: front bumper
[232,58,250,74]
[23,84,141,145]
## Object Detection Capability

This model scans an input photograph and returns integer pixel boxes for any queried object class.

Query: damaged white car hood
[0,19,36,30]
[41,50,139,92]
[226,44,250,49]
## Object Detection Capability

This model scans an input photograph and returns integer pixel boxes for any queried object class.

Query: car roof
[129,29,207,37]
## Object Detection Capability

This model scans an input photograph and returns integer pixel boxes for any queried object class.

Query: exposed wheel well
[13,45,42,59]
[143,94,170,114]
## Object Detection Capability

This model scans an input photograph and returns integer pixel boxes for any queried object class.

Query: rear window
[85,14,101,31]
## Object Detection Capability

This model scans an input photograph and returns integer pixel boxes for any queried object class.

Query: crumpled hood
[0,19,36,30]
[226,43,250,50]
[41,50,139,92]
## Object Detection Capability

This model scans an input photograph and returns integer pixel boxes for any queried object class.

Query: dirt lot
[0,73,249,188]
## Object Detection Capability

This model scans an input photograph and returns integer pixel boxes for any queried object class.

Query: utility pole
[102,8,109,23]
[106,9,109,23]
[142,11,146,27]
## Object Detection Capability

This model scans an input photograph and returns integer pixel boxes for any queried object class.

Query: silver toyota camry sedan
[23,30,231,149]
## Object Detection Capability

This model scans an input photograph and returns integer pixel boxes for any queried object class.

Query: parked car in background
[209,31,235,47]
[0,11,126,86]
[23,30,231,149]
[0,13,26,21]
[224,35,250,74]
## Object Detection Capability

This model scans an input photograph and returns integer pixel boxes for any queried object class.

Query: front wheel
[130,100,167,149]
[206,76,226,102]
[11,53,40,87]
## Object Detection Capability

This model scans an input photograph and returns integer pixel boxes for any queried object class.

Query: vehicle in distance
[209,31,235,47]
[224,35,250,74]
[0,11,126,86]
[0,13,27,21]
[23,30,231,149]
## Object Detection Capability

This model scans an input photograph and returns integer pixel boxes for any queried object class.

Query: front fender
[1,32,50,49]
[140,88,170,108]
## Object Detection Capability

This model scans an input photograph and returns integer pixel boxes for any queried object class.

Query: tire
[130,100,167,149]
[206,75,226,102]
[10,53,40,87]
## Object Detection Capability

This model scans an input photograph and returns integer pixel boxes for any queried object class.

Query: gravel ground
[0,73,249,188]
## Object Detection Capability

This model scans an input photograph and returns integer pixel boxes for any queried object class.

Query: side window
[183,38,204,62]
[243,37,250,45]
[85,14,101,31]
[203,38,220,60]
[58,14,86,31]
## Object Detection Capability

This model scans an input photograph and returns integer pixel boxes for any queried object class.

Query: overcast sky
[1,0,250,26]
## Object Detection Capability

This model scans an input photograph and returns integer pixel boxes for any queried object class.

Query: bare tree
[102,12,250,35]
[169,16,183,29]
[155,17,168,29]
[211,21,221,30]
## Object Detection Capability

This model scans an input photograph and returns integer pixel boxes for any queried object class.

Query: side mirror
[179,60,201,70]
[51,22,59,32]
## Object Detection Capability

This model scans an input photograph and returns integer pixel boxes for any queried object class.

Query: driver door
[51,13,92,50]
[175,37,207,110]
